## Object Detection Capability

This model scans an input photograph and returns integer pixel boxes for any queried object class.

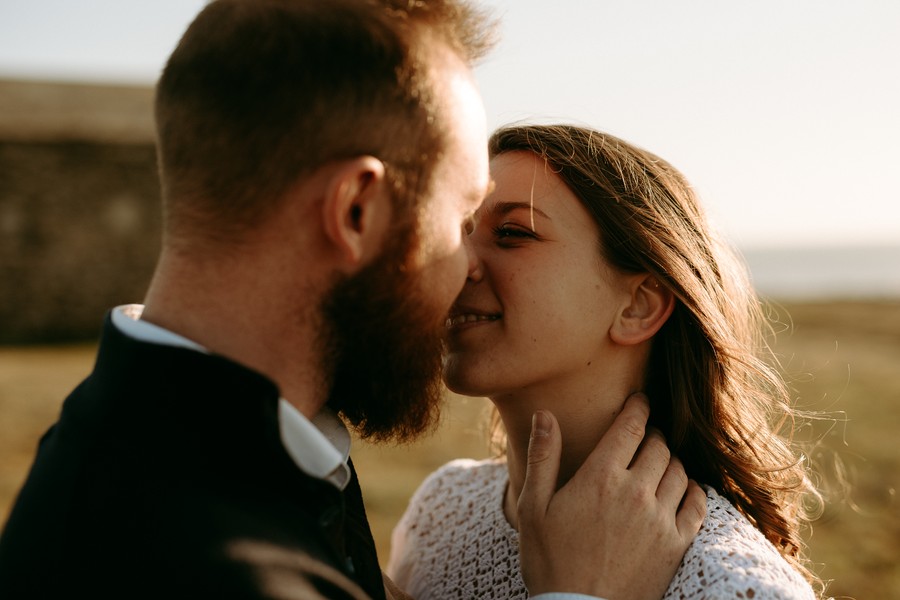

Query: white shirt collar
[111,304,351,490]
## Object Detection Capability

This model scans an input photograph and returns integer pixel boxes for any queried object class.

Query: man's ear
[320,156,390,266]
[610,275,675,346]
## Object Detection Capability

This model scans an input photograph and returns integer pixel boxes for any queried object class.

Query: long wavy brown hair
[488,124,822,591]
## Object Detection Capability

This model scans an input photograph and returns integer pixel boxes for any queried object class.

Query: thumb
[518,410,562,522]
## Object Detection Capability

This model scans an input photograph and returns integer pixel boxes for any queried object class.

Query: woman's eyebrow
[486,201,550,221]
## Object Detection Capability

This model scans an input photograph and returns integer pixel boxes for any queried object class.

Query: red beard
[319,230,447,443]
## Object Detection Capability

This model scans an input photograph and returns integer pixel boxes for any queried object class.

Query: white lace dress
[387,458,815,600]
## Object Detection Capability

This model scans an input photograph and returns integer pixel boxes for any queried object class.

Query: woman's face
[443,151,634,398]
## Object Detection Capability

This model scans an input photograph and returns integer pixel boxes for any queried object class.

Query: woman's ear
[610,275,675,346]
[320,156,390,267]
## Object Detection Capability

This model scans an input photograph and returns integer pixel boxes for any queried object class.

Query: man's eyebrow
[469,180,495,205]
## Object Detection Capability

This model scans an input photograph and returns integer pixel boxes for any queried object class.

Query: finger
[580,393,649,475]
[628,427,670,483]
[655,455,689,506]
[517,410,561,522]
[675,480,707,540]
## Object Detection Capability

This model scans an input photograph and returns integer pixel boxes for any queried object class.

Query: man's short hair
[155,0,495,240]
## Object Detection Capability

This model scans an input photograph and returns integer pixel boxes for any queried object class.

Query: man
[0,1,705,598]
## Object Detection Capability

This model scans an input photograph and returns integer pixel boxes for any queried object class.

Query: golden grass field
[1,300,898,598]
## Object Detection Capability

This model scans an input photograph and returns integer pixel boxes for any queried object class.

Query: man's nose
[464,234,483,282]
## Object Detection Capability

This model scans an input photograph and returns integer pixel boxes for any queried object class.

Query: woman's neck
[496,359,645,528]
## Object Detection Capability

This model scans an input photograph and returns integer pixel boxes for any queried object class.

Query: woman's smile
[446,311,501,330]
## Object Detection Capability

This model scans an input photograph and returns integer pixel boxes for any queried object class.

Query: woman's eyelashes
[492,223,538,246]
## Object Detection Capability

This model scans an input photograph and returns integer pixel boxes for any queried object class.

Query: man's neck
[141,247,330,420]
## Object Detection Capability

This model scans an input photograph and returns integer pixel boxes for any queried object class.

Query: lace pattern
[387,459,815,600]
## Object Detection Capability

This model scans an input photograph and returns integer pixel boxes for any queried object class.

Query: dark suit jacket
[0,314,386,599]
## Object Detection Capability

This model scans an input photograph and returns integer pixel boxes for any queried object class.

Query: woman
[387,124,822,599]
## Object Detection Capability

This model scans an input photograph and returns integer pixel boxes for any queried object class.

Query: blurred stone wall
[0,79,160,343]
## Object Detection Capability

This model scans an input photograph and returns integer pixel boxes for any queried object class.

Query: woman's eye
[493,224,537,242]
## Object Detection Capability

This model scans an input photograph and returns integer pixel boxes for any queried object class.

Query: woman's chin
[442,360,492,398]
[441,377,483,398]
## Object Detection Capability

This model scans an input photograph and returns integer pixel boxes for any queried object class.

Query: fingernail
[532,411,550,437]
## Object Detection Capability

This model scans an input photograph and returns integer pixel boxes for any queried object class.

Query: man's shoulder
[2,534,371,599]
[1,397,345,592]
[1,460,362,598]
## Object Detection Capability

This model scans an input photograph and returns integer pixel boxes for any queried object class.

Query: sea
[739,244,900,300]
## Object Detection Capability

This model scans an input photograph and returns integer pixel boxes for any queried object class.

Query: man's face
[405,58,492,331]
[322,56,490,442]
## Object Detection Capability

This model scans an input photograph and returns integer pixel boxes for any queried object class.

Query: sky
[1,0,898,250]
